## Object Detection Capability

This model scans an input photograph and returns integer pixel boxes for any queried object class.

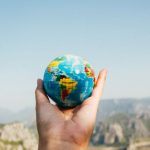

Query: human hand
[35,69,107,150]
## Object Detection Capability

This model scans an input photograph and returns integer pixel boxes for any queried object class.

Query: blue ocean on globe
[43,54,96,108]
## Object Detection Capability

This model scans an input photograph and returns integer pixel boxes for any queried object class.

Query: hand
[35,69,107,150]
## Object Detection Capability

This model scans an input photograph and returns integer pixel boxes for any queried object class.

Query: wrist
[38,138,87,150]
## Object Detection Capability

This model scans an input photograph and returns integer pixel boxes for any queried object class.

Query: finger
[72,69,107,127]
[81,69,107,107]
[92,68,107,101]
[35,79,50,105]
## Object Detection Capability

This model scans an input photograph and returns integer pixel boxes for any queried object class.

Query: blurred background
[0,0,150,150]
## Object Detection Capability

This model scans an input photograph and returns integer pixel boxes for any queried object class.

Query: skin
[35,69,107,150]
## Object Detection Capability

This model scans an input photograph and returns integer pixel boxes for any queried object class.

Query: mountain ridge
[0,98,149,124]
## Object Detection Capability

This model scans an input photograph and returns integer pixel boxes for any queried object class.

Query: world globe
[43,54,96,108]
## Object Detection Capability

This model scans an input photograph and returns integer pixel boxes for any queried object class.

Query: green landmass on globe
[43,54,96,108]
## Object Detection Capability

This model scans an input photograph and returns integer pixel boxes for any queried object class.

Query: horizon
[0,1,150,111]
[0,97,150,113]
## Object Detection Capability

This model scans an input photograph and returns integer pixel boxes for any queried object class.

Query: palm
[36,97,94,142]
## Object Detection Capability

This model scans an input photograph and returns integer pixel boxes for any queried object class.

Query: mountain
[96,98,150,123]
[92,98,150,148]
[0,98,150,124]
[91,110,150,146]
[0,108,14,123]
[0,107,35,125]
[0,98,150,150]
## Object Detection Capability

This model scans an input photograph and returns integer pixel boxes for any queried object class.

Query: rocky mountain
[91,110,150,148]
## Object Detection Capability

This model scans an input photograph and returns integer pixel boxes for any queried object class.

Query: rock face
[0,123,37,150]
[128,118,149,138]
[92,123,124,145]
[91,111,150,146]
[91,122,106,145]
[104,123,124,144]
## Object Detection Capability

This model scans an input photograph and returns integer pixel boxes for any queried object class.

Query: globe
[43,54,96,108]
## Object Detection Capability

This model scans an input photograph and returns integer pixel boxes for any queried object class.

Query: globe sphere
[43,54,96,108]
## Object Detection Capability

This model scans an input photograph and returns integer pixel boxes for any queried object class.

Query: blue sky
[0,0,150,111]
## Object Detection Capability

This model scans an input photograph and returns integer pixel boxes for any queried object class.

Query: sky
[0,0,150,112]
